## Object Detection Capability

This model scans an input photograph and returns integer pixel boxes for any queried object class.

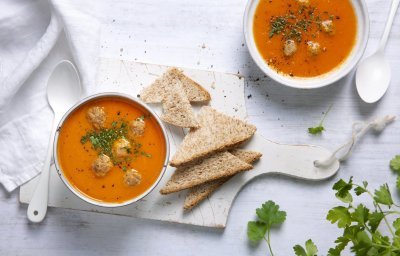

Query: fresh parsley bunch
[247,155,400,255]
[326,177,400,255]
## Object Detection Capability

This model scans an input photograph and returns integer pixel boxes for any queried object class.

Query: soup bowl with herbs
[54,93,169,207]
[244,0,369,88]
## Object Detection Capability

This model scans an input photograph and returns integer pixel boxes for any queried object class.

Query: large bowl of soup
[244,0,369,88]
[54,92,169,207]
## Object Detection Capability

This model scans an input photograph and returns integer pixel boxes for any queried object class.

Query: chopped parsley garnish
[81,119,152,166]
[269,17,287,38]
[268,4,335,42]
[285,28,302,42]
[295,19,310,32]
[141,152,152,158]
[81,120,128,156]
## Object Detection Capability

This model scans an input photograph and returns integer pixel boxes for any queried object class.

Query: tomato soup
[253,0,357,77]
[57,96,167,203]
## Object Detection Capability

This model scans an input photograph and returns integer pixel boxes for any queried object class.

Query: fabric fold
[0,0,101,192]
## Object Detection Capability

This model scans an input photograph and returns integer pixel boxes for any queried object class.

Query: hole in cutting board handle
[33,210,38,216]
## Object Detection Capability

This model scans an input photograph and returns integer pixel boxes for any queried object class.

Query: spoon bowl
[47,60,82,113]
[356,0,399,103]
[356,52,391,103]
[27,60,82,222]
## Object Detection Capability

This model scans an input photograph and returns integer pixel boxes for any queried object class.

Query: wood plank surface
[1,0,400,255]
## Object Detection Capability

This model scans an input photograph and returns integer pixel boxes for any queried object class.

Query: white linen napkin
[0,0,101,192]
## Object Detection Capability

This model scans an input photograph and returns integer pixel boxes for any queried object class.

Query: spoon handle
[379,0,400,52]
[27,116,58,223]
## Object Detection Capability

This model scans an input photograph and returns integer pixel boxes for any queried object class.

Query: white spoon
[356,0,399,103]
[27,60,81,222]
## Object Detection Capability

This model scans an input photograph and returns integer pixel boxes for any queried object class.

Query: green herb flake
[80,120,129,157]
[141,151,152,158]
[308,126,324,135]
[269,17,287,38]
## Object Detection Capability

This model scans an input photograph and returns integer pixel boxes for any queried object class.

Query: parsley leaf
[294,239,318,256]
[332,177,353,203]
[247,221,267,242]
[350,204,369,225]
[390,155,400,191]
[397,176,400,191]
[373,184,393,207]
[390,155,400,173]
[293,245,307,256]
[256,200,287,227]
[328,236,349,256]
[354,181,368,196]
[327,206,351,228]
[368,211,384,232]
[393,218,400,236]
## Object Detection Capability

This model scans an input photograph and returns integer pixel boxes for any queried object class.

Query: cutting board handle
[241,133,340,182]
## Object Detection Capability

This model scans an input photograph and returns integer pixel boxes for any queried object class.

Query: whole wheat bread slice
[184,150,262,210]
[140,68,210,103]
[229,149,262,164]
[170,107,257,167]
[159,151,253,195]
[160,81,199,128]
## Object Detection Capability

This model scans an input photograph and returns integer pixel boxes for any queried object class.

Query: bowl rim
[243,0,370,89]
[53,92,170,208]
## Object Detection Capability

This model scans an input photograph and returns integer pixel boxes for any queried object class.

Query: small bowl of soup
[244,0,369,88]
[54,92,169,207]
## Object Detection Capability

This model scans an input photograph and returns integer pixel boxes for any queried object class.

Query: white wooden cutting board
[19,58,339,228]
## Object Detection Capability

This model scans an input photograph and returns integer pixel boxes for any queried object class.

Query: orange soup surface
[57,97,167,203]
[253,0,357,77]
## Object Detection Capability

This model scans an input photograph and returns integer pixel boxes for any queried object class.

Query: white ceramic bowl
[243,0,370,89]
[53,92,170,208]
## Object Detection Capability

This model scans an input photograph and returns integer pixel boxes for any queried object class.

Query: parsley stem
[264,229,274,256]
[354,184,396,238]
[383,210,400,215]
[378,204,396,237]
[319,104,333,126]
[371,243,396,249]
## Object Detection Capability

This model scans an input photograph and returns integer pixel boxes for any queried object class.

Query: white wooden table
[1,0,400,255]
